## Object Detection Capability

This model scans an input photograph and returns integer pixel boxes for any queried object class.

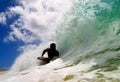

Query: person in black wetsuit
[38,43,59,63]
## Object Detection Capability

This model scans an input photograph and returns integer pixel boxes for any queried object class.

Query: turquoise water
[55,0,120,81]
[57,0,120,51]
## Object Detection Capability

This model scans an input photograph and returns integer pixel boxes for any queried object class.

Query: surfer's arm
[41,48,49,56]
[56,51,59,57]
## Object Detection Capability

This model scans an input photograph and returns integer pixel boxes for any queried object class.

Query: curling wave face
[55,0,120,81]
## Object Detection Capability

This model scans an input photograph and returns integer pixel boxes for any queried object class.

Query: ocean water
[55,0,120,81]
[1,0,120,82]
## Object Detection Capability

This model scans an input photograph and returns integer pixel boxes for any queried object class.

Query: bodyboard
[37,57,50,63]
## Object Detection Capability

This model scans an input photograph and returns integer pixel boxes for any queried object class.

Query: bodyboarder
[37,43,59,63]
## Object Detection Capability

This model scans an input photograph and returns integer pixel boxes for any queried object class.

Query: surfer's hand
[40,56,44,58]
[37,57,40,59]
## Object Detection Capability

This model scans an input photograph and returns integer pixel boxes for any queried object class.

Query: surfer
[37,43,59,63]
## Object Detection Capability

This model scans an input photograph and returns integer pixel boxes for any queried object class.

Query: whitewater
[0,0,120,82]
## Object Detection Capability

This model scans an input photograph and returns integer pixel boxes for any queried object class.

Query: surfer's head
[50,43,56,50]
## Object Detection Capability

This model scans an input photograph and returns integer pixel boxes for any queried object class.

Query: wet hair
[50,43,56,50]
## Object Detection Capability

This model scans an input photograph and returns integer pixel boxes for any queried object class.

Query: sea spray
[7,0,73,72]
[55,0,120,80]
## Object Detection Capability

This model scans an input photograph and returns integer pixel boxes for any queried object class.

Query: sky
[0,0,72,71]
[0,0,24,70]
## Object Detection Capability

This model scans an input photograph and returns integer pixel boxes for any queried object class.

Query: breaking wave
[1,0,120,82]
